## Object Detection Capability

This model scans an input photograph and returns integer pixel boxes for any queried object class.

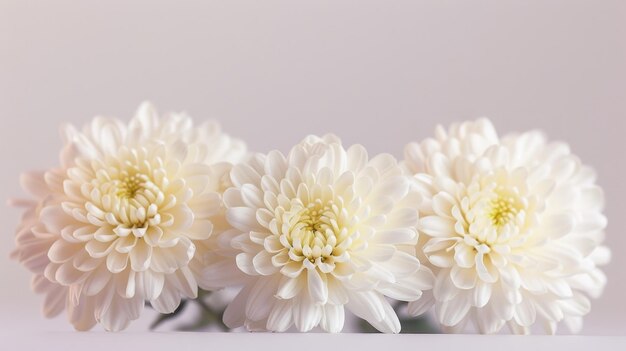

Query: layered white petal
[11,102,247,331]
[405,119,609,334]
[208,135,434,333]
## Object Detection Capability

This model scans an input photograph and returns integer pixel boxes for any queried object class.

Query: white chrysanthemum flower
[203,135,434,333]
[403,119,610,334]
[11,102,247,331]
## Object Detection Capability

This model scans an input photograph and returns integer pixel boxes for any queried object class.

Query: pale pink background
[1,0,624,335]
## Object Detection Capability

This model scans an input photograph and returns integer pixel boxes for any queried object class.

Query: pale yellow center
[487,193,520,227]
[115,173,149,199]
[279,197,352,268]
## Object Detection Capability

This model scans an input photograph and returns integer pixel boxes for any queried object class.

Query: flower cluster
[11,105,608,334]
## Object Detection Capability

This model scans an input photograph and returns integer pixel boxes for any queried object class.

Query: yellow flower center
[299,203,332,236]
[116,173,149,199]
[281,198,350,268]
[487,192,521,227]
[85,147,171,238]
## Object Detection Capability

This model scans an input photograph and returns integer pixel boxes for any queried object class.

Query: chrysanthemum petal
[266,298,293,332]
[293,294,322,332]
[320,304,345,333]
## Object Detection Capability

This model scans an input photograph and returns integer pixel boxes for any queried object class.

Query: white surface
[1,331,625,351]
[1,0,625,336]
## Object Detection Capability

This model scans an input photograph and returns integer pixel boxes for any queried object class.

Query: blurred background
[1,0,624,334]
